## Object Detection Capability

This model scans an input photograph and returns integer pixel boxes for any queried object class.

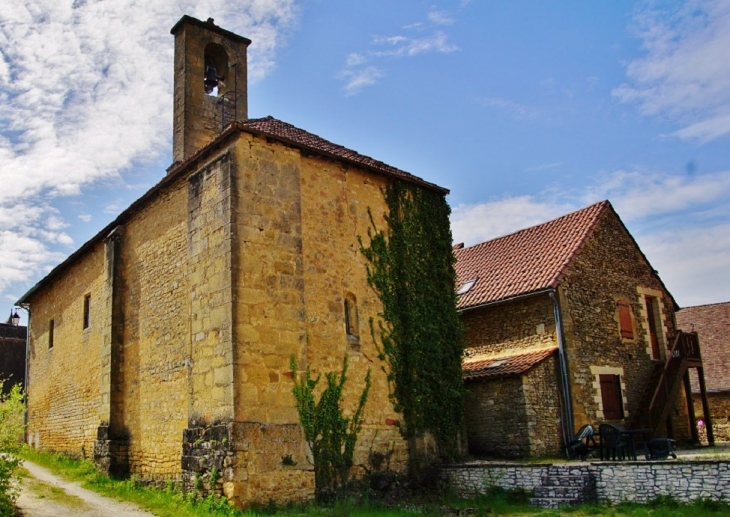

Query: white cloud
[0,0,299,304]
[451,196,574,246]
[451,168,730,307]
[338,7,461,94]
[78,214,92,223]
[338,66,385,97]
[371,31,459,57]
[582,169,730,221]
[427,10,455,26]
[613,0,730,143]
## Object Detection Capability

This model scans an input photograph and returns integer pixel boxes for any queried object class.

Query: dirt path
[15,460,156,517]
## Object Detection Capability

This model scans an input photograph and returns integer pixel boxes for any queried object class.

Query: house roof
[677,302,730,394]
[454,201,610,309]
[463,346,558,381]
[454,200,678,311]
[18,117,447,305]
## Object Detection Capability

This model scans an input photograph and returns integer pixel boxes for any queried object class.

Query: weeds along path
[16,460,156,517]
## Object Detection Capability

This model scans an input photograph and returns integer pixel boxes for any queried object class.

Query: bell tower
[170,16,251,165]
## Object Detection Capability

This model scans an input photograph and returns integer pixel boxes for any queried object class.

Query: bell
[204,66,218,94]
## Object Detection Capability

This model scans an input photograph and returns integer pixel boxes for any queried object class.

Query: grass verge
[16,448,730,516]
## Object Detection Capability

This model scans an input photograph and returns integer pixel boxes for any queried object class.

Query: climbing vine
[360,181,464,462]
[291,355,371,499]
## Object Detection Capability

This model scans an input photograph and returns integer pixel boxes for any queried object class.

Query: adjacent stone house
[0,318,26,394]
[18,16,452,506]
[677,302,730,420]
[454,201,706,458]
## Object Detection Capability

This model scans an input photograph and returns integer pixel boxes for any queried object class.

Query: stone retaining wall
[444,460,730,505]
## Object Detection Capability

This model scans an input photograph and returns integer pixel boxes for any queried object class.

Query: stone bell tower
[170,16,251,165]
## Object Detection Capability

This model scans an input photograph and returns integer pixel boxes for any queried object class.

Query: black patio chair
[598,423,633,460]
[566,424,597,460]
[644,438,677,460]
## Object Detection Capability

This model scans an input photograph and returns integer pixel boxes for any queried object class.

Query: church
[18,15,454,506]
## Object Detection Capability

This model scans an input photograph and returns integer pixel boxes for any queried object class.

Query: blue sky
[1,0,729,325]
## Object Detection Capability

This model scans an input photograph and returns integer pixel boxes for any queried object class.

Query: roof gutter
[17,303,30,444]
[550,289,574,452]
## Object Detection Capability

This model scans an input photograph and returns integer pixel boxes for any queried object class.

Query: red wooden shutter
[600,374,624,420]
[617,300,634,339]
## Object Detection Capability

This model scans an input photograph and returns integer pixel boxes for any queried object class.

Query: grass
[16,448,730,516]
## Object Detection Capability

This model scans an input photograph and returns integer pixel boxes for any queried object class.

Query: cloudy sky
[1,0,729,324]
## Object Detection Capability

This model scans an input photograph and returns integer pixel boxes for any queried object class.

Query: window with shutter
[617,300,634,339]
[599,374,624,420]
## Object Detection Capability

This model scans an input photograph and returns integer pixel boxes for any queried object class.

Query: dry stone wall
[445,460,730,505]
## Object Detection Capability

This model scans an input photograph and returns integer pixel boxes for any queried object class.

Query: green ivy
[291,355,371,500]
[360,181,464,461]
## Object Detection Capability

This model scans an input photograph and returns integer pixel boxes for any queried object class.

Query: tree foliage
[291,355,371,500]
[360,181,465,461]
[0,381,24,516]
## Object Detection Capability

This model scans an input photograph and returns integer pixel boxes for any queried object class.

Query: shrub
[0,381,24,515]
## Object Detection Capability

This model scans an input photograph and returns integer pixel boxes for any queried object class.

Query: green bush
[291,355,371,500]
[0,381,24,516]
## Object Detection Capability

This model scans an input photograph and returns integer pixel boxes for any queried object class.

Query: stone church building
[18,16,451,505]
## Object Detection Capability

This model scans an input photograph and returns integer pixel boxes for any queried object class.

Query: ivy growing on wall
[360,181,465,461]
[291,355,371,500]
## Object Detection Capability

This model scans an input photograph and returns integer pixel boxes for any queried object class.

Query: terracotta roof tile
[677,302,730,393]
[238,117,448,193]
[463,347,558,380]
[454,201,610,309]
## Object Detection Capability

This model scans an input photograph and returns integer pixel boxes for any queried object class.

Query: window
[49,320,55,349]
[616,300,634,339]
[83,294,91,330]
[457,279,477,296]
[599,374,625,420]
[344,295,359,338]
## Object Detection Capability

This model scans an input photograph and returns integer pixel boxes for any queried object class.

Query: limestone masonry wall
[118,153,194,478]
[26,242,106,458]
[462,294,556,358]
[445,461,730,505]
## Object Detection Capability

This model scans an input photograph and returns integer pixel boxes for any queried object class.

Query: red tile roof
[463,347,558,380]
[677,302,730,394]
[454,201,610,309]
[238,117,448,193]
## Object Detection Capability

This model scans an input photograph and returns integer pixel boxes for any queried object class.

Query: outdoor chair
[644,438,677,460]
[566,424,597,460]
[598,424,634,460]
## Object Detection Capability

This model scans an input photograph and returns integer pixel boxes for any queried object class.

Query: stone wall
[25,241,106,458]
[445,461,730,505]
[118,150,194,478]
[464,356,563,459]
[461,294,556,358]
[558,211,689,439]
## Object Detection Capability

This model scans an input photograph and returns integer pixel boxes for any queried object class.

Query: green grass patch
[16,448,730,516]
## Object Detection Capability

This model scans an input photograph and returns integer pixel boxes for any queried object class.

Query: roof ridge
[678,301,730,311]
[457,200,610,254]
[545,200,611,288]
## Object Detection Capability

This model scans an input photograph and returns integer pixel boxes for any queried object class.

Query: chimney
[170,16,251,166]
